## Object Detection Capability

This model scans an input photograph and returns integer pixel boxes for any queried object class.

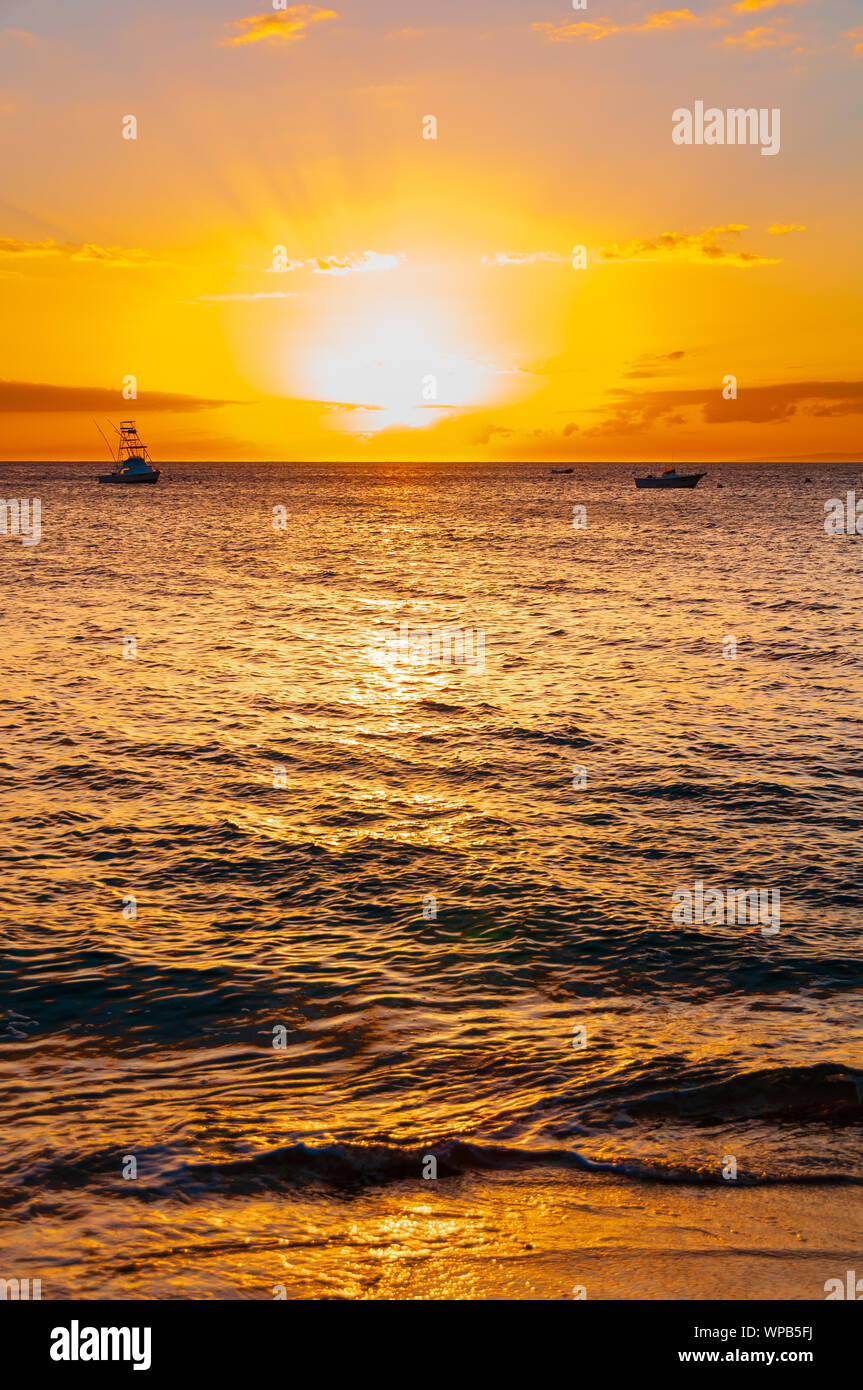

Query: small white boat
[97,421,160,484]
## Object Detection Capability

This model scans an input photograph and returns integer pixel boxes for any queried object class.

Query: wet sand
[5,1167,860,1300]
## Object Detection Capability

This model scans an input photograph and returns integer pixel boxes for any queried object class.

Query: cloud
[311,250,401,275]
[732,0,803,10]
[768,223,805,234]
[0,237,171,267]
[262,251,402,275]
[220,6,337,48]
[192,292,300,302]
[593,380,863,433]
[639,8,715,30]
[847,27,863,57]
[533,9,717,43]
[596,225,780,267]
[532,19,622,42]
[72,244,173,267]
[623,349,688,379]
[265,258,304,274]
[532,0,827,64]
[482,250,567,266]
[0,238,64,259]
[723,22,801,47]
[482,230,780,271]
[0,381,238,413]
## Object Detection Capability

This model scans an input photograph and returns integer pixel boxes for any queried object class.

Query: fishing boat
[97,421,160,484]
[634,466,705,489]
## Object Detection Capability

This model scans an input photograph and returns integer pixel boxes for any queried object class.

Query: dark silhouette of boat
[634,467,705,489]
[97,421,160,484]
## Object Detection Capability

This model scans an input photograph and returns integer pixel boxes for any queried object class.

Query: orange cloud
[641,8,710,29]
[768,223,805,234]
[532,19,622,42]
[481,228,781,269]
[0,381,236,413]
[0,238,170,267]
[0,238,62,258]
[623,349,688,379]
[732,0,803,10]
[533,9,716,43]
[724,23,800,47]
[597,225,780,267]
[599,380,863,428]
[310,251,401,275]
[220,6,337,48]
[73,244,173,267]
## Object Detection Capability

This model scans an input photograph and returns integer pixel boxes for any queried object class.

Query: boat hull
[635,473,705,489]
[98,470,160,484]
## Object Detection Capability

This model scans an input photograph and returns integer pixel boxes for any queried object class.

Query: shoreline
[4,1169,860,1300]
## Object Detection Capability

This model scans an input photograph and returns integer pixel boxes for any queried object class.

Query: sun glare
[296,299,508,432]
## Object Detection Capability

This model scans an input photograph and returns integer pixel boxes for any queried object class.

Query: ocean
[1,459,862,1299]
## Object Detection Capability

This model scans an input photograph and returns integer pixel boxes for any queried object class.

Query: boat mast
[117,420,150,463]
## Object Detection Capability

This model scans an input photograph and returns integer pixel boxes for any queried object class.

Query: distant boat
[97,420,160,484]
[551,467,574,474]
[634,467,705,490]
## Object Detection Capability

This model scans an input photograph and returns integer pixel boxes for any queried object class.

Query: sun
[295,295,509,432]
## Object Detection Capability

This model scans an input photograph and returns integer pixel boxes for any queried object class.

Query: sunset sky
[1,0,861,460]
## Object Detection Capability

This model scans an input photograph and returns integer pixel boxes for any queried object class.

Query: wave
[4,1126,862,1214]
[578,1062,863,1127]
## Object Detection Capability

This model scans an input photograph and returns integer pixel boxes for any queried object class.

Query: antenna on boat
[92,418,116,460]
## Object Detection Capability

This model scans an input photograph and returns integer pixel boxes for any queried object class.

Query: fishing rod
[92,418,116,460]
